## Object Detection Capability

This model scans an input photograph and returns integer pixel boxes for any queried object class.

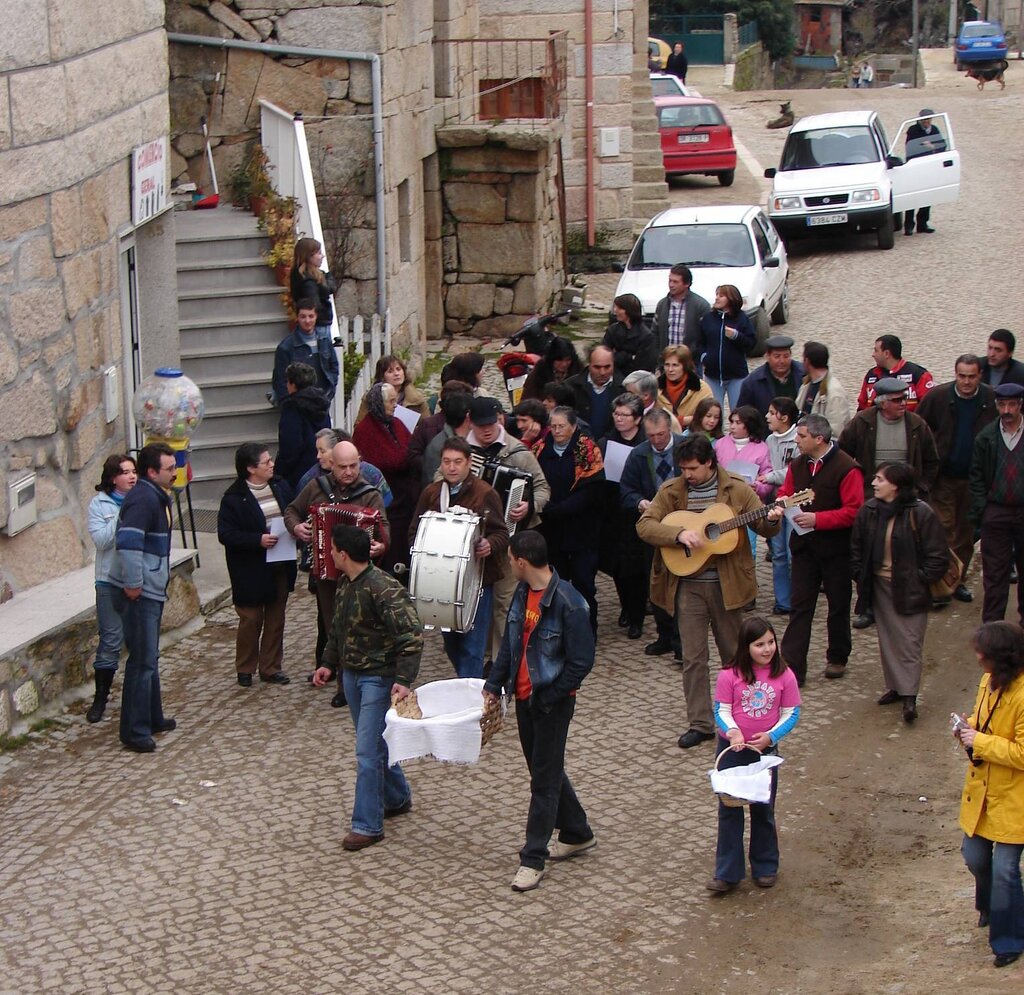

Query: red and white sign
[132,136,168,226]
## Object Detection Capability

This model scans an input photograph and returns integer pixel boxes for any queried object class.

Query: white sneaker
[511,865,545,892]
[548,837,597,862]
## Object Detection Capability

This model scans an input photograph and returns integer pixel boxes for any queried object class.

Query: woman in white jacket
[86,454,137,723]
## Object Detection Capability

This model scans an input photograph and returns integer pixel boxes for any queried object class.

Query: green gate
[649,14,725,66]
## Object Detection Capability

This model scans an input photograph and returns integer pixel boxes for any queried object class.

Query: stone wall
[437,126,565,338]
[479,0,638,252]
[0,2,172,594]
[733,42,774,91]
[166,0,441,351]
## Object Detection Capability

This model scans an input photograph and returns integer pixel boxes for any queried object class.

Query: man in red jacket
[857,334,934,411]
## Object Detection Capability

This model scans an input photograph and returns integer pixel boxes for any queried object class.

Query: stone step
[179,341,278,380]
[175,231,271,266]
[189,372,279,408]
[193,407,281,449]
[178,285,288,322]
[176,258,278,293]
[179,313,288,350]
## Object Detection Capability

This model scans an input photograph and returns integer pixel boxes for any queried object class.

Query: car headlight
[772,196,801,211]
[851,188,881,203]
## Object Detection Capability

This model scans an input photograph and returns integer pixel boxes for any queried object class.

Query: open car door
[888,112,961,214]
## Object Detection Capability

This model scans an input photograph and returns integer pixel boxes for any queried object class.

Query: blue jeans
[708,377,743,414]
[769,517,793,612]
[94,584,124,672]
[516,695,592,870]
[113,591,166,745]
[714,738,780,883]
[342,671,411,836]
[442,584,494,678]
[962,833,1024,956]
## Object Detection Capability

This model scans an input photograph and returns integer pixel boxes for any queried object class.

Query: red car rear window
[659,105,725,128]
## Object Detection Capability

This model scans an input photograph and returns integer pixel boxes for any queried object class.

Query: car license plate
[678,134,709,144]
[976,41,992,47]
[807,213,847,226]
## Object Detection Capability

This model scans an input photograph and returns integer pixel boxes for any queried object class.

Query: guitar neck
[716,503,772,536]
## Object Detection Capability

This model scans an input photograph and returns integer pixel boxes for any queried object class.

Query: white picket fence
[334,310,393,431]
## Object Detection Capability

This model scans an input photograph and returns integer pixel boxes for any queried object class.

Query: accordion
[309,503,382,581]
[470,455,533,535]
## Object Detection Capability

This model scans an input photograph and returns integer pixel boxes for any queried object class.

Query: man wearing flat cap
[969,383,1024,625]
[900,109,947,235]
[736,335,804,416]
[839,377,940,626]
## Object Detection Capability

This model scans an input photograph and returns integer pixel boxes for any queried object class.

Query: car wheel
[770,282,790,325]
[748,307,772,358]
[718,170,735,187]
[877,209,895,250]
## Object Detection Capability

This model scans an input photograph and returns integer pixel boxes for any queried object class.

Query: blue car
[954,21,1008,68]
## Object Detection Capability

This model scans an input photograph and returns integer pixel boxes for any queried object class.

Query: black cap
[874,377,908,397]
[469,396,502,425]
[919,108,935,117]
[763,334,794,351]
[994,383,1024,400]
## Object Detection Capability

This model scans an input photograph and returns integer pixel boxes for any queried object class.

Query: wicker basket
[480,694,505,746]
[391,688,423,720]
[713,744,763,808]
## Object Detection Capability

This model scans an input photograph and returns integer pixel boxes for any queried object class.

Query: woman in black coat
[521,336,583,401]
[666,42,688,83]
[218,443,298,686]
[276,361,331,490]
[602,294,658,377]
[289,237,336,334]
[850,461,949,723]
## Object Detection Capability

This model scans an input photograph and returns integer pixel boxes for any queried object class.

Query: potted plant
[259,193,300,285]
[226,144,274,214]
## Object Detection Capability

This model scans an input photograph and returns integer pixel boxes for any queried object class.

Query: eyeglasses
[257,457,274,466]
[881,396,907,404]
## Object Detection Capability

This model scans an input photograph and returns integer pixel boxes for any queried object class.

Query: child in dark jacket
[276,362,331,490]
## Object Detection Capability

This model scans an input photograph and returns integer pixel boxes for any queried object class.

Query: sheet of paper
[725,459,759,484]
[266,516,298,563]
[784,504,812,536]
[394,404,421,432]
[602,440,633,483]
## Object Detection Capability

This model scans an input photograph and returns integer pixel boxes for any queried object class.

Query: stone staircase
[631,66,671,230]
[175,206,286,508]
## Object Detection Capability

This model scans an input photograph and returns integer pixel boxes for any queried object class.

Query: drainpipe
[167,32,387,315]
[584,0,595,248]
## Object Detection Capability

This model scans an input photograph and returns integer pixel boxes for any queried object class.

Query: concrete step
[197,406,281,442]
[189,373,278,408]
[180,342,278,380]
[179,314,288,350]
[178,285,288,322]
[176,258,278,293]
[175,232,271,266]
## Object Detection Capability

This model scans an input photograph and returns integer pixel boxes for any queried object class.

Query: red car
[654,95,737,187]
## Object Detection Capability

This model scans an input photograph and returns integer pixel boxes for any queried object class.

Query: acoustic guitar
[660,489,815,577]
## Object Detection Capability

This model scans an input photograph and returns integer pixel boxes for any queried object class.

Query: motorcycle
[497,310,571,408]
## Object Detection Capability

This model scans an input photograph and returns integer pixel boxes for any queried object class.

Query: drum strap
[439,481,464,513]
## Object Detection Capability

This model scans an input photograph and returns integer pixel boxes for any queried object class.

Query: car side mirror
[885,154,904,168]
[764,167,777,178]
[763,256,781,269]
[610,261,625,273]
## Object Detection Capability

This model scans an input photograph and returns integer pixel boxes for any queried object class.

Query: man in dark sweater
[777,414,864,684]
[565,345,623,441]
[917,355,996,602]
[736,334,804,416]
[969,383,1024,625]
[980,329,1024,389]
[108,443,177,753]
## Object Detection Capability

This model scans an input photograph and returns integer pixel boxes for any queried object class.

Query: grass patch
[0,716,64,753]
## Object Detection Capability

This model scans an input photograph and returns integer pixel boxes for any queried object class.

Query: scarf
[870,499,900,574]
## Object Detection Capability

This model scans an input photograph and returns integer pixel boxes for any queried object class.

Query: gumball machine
[132,368,205,490]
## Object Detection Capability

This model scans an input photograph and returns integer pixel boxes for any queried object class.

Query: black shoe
[384,799,413,819]
[1011,568,1019,584]
[237,673,253,687]
[86,669,115,724]
[123,738,156,753]
[931,596,952,610]
[772,604,790,616]
[154,718,176,733]
[877,689,900,706]
[902,696,918,723]
[978,910,990,928]
[994,952,1020,968]
[852,613,874,629]
[627,624,642,639]
[617,610,628,628]
[953,584,973,603]
[678,729,715,749]
[918,224,935,234]
[904,227,914,236]
[260,672,291,685]
[331,691,348,708]
[645,639,673,656]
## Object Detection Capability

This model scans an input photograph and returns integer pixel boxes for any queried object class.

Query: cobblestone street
[3,52,1024,995]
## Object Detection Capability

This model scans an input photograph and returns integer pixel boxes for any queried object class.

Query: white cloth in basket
[383,678,489,766]
[709,754,785,803]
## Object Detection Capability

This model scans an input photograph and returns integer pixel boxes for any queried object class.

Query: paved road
[3,52,1023,995]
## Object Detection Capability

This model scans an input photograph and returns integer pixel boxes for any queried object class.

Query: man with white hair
[623,370,682,434]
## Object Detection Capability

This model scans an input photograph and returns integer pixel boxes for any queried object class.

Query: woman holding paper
[217,443,297,687]
[599,393,648,639]
[354,355,428,426]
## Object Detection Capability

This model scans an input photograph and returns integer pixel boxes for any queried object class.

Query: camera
[950,712,981,766]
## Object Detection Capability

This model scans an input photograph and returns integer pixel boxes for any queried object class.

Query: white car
[765,110,961,249]
[614,204,789,356]
[649,72,700,98]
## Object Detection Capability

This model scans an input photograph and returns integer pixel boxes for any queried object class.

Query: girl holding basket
[708,616,801,893]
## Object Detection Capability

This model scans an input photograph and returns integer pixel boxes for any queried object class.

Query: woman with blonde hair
[289,237,336,337]
[657,344,711,428]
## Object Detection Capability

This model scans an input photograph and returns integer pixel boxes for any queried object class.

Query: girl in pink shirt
[708,616,801,893]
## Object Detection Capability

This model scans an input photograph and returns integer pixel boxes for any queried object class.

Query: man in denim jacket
[108,443,177,753]
[483,530,596,892]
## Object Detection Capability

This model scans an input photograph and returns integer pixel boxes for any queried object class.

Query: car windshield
[627,224,755,269]
[962,23,1001,38]
[779,126,879,170]
[651,77,684,96]
[658,104,724,128]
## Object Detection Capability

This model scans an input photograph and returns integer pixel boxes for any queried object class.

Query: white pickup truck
[765,110,961,249]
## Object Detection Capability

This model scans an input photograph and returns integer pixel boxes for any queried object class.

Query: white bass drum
[408,509,484,632]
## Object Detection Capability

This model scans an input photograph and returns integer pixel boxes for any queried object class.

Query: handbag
[909,509,962,600]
